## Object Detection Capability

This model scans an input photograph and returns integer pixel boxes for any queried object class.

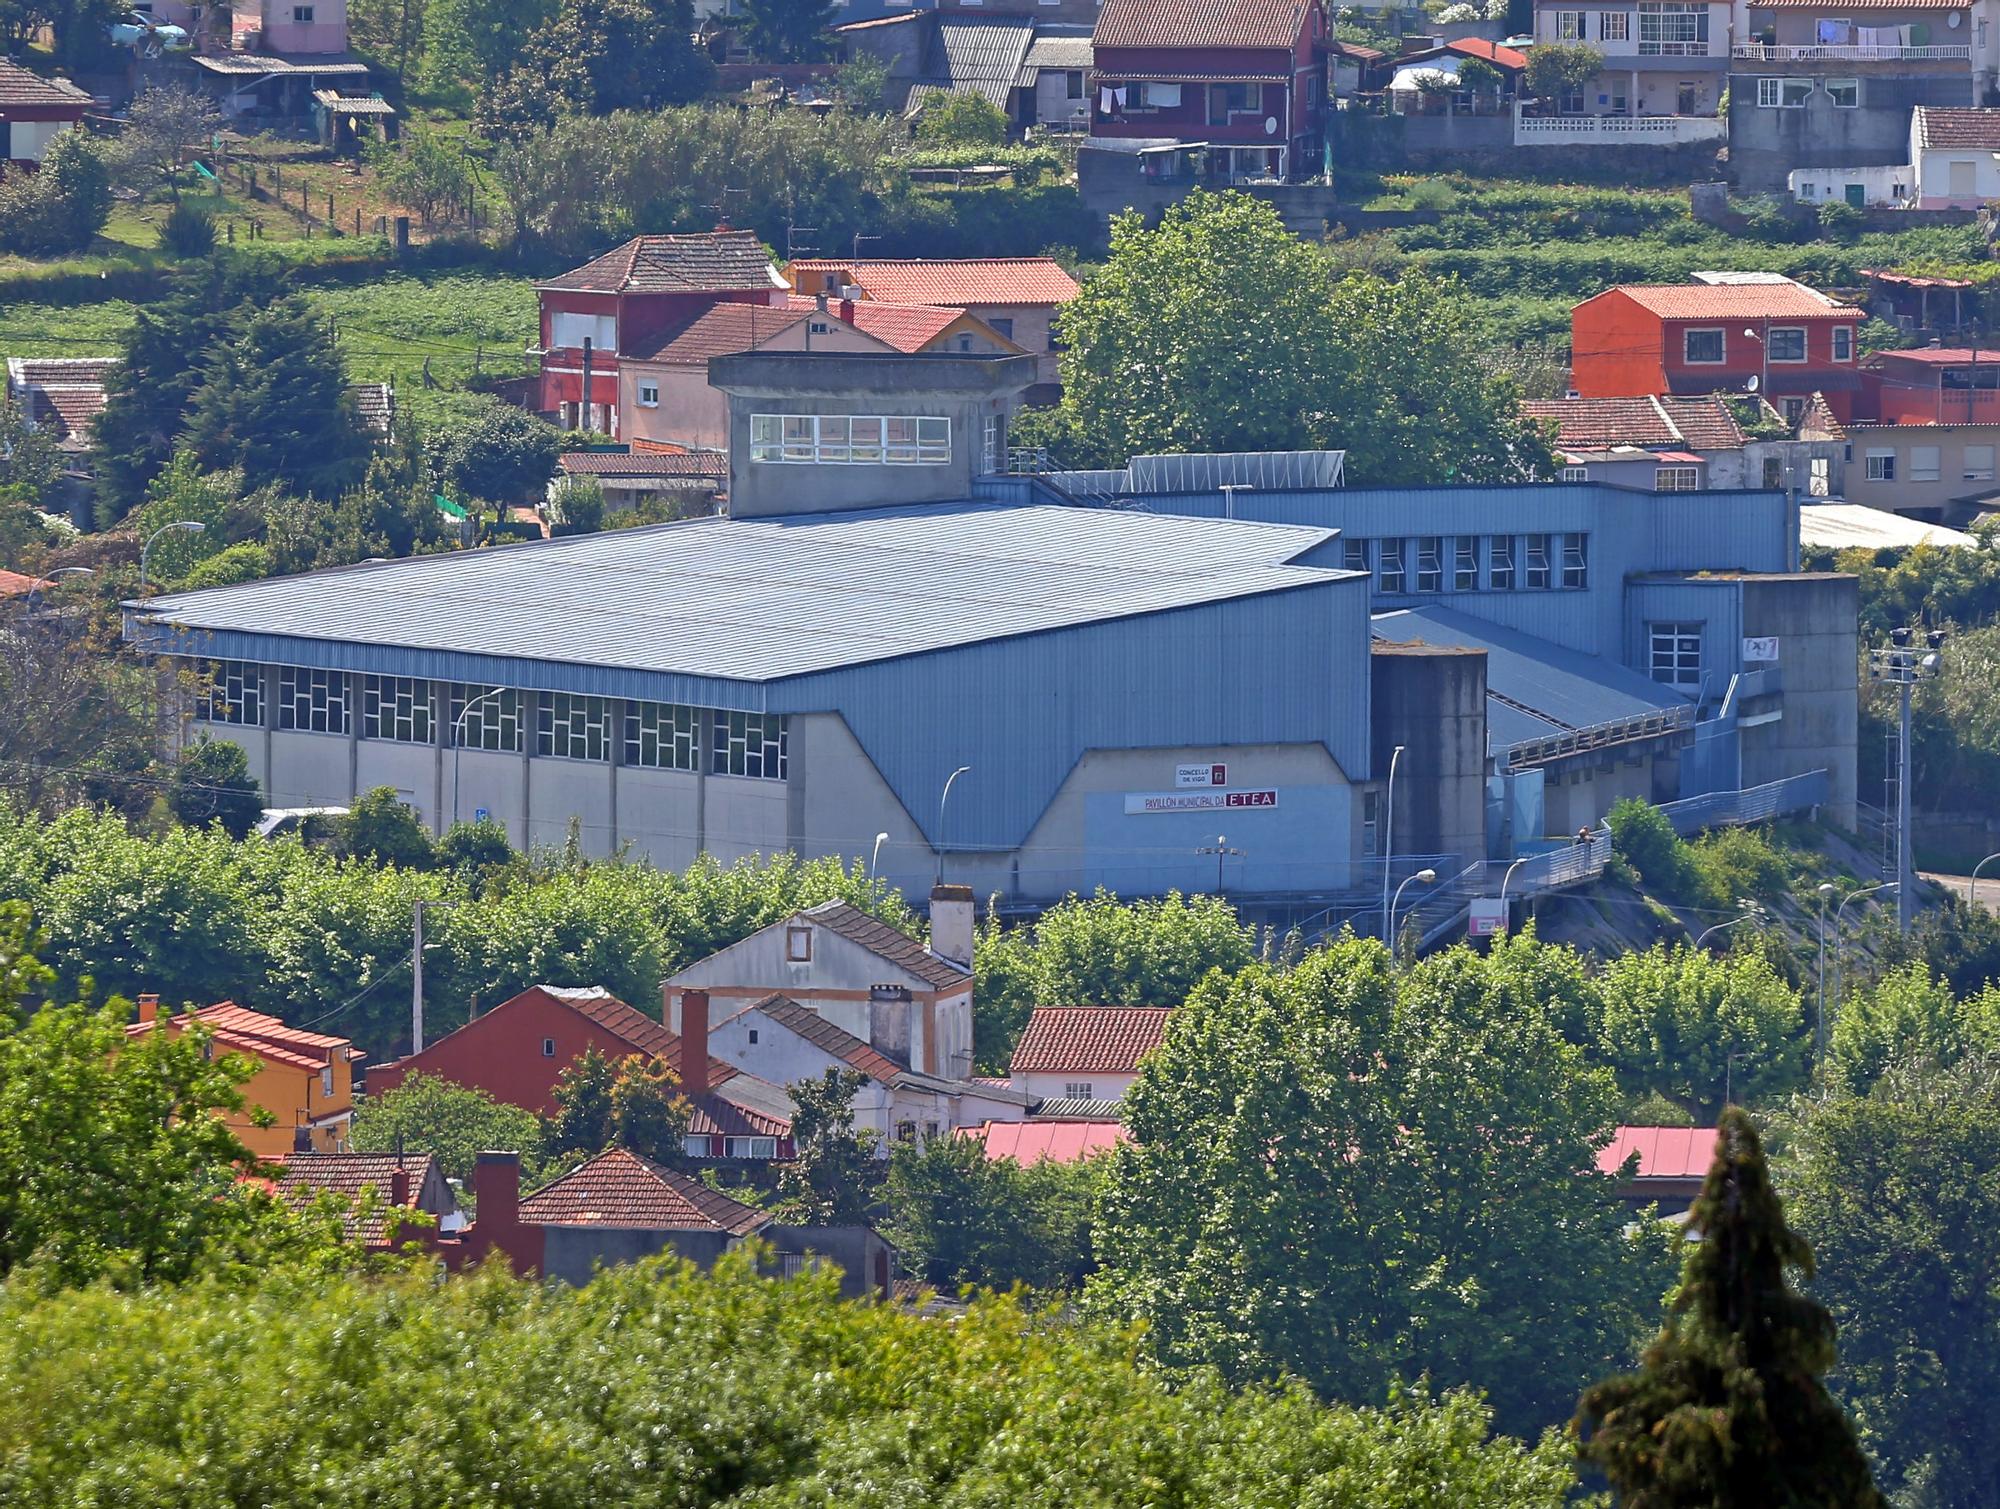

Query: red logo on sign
[1211,764,1227,785]
[1224,790,1275,808]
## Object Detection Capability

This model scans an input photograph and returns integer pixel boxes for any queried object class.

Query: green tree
[0,401,64,510]
[1522,41,1604,102]
[367,124,476,230]
[915,91,1008,146]
[350,1070,546,1184]
[736,0,834,62]
[1779,1057,2000,1509]
[606,1053,690,1166]
[542,1046,618,1159]
[437,397,563,506]
[1576,1108,1885,1507]
[1592,944,1808,1120]
[776,1067,878,1224]
[433,818,517,893]
[885,1133,1103,1291]
[169,735,264,840]
[1607,794,1697,899]
[0,128,112,255]
[111,86,222,200]
[131,451,240,582]
[1454,54,1504,101]
[479,0,712,138]
[183,296,373,499]
[1090,937,1675,1435]
[1828,961,2000,1094]
[336,787,436,870]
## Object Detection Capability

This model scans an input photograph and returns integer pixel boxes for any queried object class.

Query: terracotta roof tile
[537,232,782,295]
[0,59,92,108]
[635,302,809,363]
[785,257,1079,307]
[1598,1125,1720,1181]
[7,357,119,388]
[1522,395,1746,452]
[964,1119,1128,1163]
[1010,1006,1173,1075]
[532,985,740,1087]
[560,450,728,478]
[1093,0,1311,51]
[274,1153,438,1243]
[749,995,906,1083]
[33,386,105,443]
[1915,106,2000,148]
[799,900,969,990]
[1593,283,1856,321]
[1445,36,1526,67]
[519,1146,772,1233]
[687,1091,790,1138]
[0,569,44,597]
[127,1002,350,1071]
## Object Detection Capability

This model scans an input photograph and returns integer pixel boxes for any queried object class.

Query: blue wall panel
[1082,784,1351,896]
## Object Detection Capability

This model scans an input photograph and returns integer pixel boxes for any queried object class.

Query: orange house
[127,996,362,1159]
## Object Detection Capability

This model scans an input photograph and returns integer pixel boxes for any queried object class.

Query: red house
[534,231,786,437]
[0,60,91,169]
[1570,280,1865,424]
[1089,0,1327,183]
[366,985,795,1162]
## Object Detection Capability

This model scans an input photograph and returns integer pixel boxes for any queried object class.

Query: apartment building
[1524,0,1731,145]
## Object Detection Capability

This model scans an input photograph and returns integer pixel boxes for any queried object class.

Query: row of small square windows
[1348,532,1589,593]
[195,666,788,780]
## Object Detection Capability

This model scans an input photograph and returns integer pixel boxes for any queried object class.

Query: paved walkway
[1923,873,2000,911]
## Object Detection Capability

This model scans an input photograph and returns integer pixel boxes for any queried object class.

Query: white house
[1790,106,2000,208]
[1008,1005,1173,1103]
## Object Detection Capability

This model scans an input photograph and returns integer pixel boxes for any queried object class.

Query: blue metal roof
[130,502,1351,687]
[1371,604,1690,753]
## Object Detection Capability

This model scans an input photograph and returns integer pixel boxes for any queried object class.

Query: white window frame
[1684,327,1726,364]
[292,3,314,19]
[1063,1081,1095,1100]
[1825,76,1859,108]
[1831,325,1853,362]
[1600,9,1630,40]
[1561,465,1590,482]
[1758,76,1809,107]
[1454,535,1479,591]
[1343,536,1369,573]
[787,925,813,962]
[449,685,524,754]
[1649,621,1703,687]
[637,380,660,407]
[725,1136,779,1158]
[1655,465,1701,491]
[1555,9,1585,38]
[1415,535,1443,593]
[1378,537,1407,594]
[1638,1,1708,55]
[1525,532,1553,589]
[550,311,617,354]
[1910,445,1942,482]
[361,674,434,744]
[1562,533,1589,588]
[712,711,788,780]
[277,668,349,735]
[536,692,611,762]
[1490,535,1517,589]
[1964,444,1995,481]
[1865,448,1896,482]
[1767,326,1808,364]
[748,413,949,465]
[197,660,262,727]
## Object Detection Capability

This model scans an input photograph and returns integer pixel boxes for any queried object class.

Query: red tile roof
[128,1002,351,1071]
[529,985,741,1088]
[688,1091,790,1139]
[7,357,119,388]
[1093,0,1312,51]
[1522,395,1747,453]
[1010,1006,1173,1076]
[1862,267,1975,290]
[1915,107,2000,150]
[519,1147,772,1233]
[32,386,106,443]
[739,995,907,1084]
[965,1119,1128,1164]
[536,232,782,295]
[1594,282,1855,321]
[0,59,91,109]
[785,257,1079,307]
[273,1153,440,1244]
[1597,1125,1721,1182]
[1869,347,2000,365]
[799,900,970,991]
[636,302,810,363]
[0,569,45,597]
[1445,36,1526,67]
[807,297,972,353]
[559,450,730,478]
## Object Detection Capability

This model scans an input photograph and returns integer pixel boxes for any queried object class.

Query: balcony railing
[1731,42,1970,61]
[1513,107,1725,145]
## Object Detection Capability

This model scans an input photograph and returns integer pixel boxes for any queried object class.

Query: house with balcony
[1728,0,1997,189]
[1570,278,1866,422]
[1087,0,1328,182]
[1520,0,1731,145]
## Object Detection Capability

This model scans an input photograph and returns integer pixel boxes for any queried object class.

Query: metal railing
[1501,704,1695,772]
[1731,42,1970,60]
[1497,832,1616,902]
[1654,769,1830,836]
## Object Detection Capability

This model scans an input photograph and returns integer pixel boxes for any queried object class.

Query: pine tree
[183,295,372,500]
[1574,1107,1885,1508]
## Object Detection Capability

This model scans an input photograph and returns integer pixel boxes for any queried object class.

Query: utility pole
[411,898,458,1055]
[579,336,593,435]
[1199,834,1244,893]
[1869,626,1945,935]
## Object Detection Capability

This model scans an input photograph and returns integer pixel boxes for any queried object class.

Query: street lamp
[1693,901,1760,949]
[1815,880,1837,1066]
[1380,744,1406,942]
[410,897,460,1055]
[23,565,94,612]
[449,686,510,830]
[1970,850,2000,909]
[139,520,206,591]
[936,765,971,884]
[1870,626,1945,935]
[870,831,890,880]
[1388,866,1438,959]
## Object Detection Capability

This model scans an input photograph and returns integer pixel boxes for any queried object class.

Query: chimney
[929,884,975,972]
[292,1123,312,1154]
[389,1163,412,1211]
[137,993,159,1025]
[681,989,711,1097]
[839,297,856,325]
[474,1151,520,1232]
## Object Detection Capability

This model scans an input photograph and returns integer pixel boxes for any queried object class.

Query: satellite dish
[1265,115,1279,134]
[1950,10,1963,26]
[1746,375,1761,392]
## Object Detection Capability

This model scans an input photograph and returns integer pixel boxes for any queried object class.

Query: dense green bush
[0,1256,1586,1508]
[158,199,217,258]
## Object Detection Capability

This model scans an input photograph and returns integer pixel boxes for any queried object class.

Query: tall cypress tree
[1575,1107,1884,1508]
[183,295,372,500]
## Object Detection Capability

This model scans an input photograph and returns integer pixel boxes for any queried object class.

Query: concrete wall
[1789,161,1913,205]
[1841,422,2000,520]
[1541,751,1665,838]
[1740,574,1859,823]
[538,1225,735,1286]
[764,1224,892,1301]
[1014,1067,1140,1100]
[1370,644,1489,866]
[1729,72,1973,191]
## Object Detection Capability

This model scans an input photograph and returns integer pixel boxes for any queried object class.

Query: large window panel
[625,700,700,771]
[277,668,349,735]
[197,660,263,727]
[712,711,788,780]
[537,693,611,762]
[449,685,524,753]
[361,674,434,743]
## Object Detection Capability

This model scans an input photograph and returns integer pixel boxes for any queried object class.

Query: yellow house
[127,996,363,1159]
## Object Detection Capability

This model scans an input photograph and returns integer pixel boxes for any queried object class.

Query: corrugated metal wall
[777,576,1373,850]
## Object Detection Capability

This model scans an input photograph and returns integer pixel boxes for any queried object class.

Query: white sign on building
[1742,636,1781,663]
[1125,789,1278,815]
[1175,762,1228,788]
